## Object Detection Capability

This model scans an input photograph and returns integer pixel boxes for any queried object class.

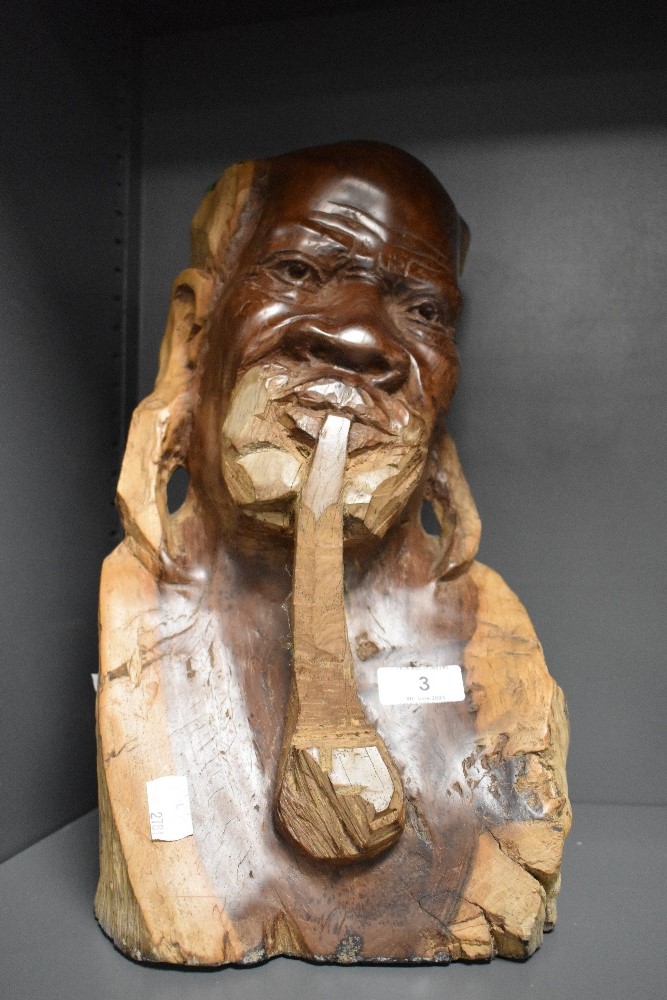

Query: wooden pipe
[274,414,405,862]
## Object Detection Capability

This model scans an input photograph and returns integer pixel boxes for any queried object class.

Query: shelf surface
[1,803,663,1000]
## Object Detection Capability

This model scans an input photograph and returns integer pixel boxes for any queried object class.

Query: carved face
[196,147,464,540]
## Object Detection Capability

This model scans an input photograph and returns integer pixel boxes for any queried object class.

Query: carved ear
[116,268,215,575]
[423,426,481,579]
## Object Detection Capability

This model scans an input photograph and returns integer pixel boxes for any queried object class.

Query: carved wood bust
[95,142,570,964]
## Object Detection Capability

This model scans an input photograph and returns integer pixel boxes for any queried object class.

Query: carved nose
[284,295,410,392]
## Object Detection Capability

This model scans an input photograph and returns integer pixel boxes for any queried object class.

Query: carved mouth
[268,370,415,452]
[292,378,368,414]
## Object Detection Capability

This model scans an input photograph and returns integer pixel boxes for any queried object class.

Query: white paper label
[377,664,465,705]
[146,776,193,842]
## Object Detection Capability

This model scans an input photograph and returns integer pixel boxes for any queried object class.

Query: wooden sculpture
[95,142,570,965]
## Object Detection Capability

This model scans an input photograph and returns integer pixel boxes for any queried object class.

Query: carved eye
[272,258,319,287]
[409,300,441,324]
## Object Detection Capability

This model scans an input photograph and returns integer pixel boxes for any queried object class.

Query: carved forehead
[246,142,464,274]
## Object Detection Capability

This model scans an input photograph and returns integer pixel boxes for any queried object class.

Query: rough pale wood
[96,142,570,966]
[275,414,404,861]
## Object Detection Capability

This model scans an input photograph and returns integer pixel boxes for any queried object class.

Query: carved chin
[219,363,429,540]
[220,440,427,539]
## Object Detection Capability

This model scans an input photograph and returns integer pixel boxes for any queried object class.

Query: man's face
[206,165,462,540]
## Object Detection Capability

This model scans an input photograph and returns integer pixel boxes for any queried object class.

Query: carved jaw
[220,362,431,542]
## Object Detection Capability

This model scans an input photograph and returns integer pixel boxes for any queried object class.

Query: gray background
[0,0,138,861]
[1,0,665,868]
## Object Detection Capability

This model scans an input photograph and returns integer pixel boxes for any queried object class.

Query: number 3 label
[377,665,465,705]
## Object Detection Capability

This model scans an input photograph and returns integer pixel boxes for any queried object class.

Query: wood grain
[275,414,404,862]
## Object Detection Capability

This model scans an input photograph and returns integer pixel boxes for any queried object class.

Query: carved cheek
[440,352,460,408]
[399,352,438,428]
[419,346,459,414]
[229,298,297,371]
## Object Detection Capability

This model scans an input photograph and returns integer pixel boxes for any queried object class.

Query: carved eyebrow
[390,274,440,293]
[266,223,351,255]
[384,268,462,320]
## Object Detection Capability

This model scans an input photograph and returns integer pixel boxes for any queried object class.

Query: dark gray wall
[139,4,667,807]
[0,2,138,861]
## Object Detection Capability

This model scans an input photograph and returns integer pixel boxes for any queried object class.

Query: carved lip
[271,370,412,439]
